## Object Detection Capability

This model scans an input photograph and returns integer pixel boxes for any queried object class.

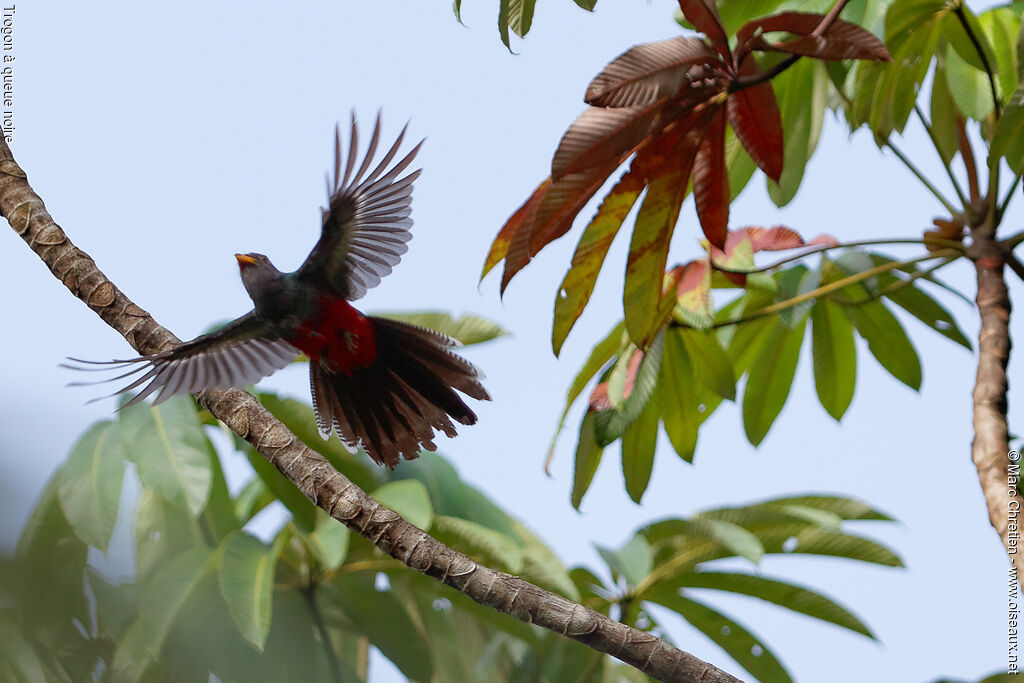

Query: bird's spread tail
[309,317,489,467]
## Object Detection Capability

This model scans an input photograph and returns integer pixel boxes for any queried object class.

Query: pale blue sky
[0,1,1018,680]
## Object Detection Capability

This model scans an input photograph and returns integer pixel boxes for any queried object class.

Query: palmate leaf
[57,420,125,552]
[624,124,703,344]
[373,310,508,346]
[944,42,995,121]
[552,102,665,180]
[596,535,654,588]
[622,393,660,504]
[586,37,715,108]
[728,57,784,183]
[811,297,857,420]
[219,532,279,651]
[552,170,645,355]
[572,412,605,509]
[991,82,1024,174]
[645,592,791,682]
[112,548,215,681]
[677,0,731,60]
[847,299,922,391]
[979,7,1020,104]
[371,479,434,530]
[742,315,807,446]
[119,396,212,518]
[593,332,664,446]
[735,11,891,62]
[693,105,730,248]
[670,571,874,637]
[768,59,827,207]
[849,0,948,139]
[930,60,960,166]
[672,259,714,329]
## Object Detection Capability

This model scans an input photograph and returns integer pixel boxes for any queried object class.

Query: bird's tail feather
[310,317,489,467]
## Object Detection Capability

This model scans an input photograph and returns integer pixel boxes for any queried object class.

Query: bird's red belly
[288,297,376,374]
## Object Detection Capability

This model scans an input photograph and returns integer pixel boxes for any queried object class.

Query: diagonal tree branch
[0,141,742,682]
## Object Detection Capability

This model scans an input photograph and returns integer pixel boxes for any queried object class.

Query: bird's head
[235,253,283,300]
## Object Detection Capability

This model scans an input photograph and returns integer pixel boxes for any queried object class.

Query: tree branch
[966,224,1022,581]
[0,143,741,682]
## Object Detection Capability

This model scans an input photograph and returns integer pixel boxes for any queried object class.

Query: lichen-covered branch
[0,141,741,683]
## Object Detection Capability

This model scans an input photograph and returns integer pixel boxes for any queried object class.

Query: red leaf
[736,12,891,62]
[498,183,547,292]
[735,225,806,252]
[552,101,664,180]
[586,37,716,108]
[589,382,612,411]
[482,185,544,281]
[693,105,729,249]
[677,0,730,61]
[530,159,626,254]
[727,58,784,182]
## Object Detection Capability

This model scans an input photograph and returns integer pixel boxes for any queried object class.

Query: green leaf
[371,479,434,530]
[811,297,857,420]
[768,60,827,207]
[514,521,580,600]
[134,489,205,585]
[944,42,995,121]
[596,535,653,588]
[203,441,242,542]
[505,0,535,38]
[572,412,605,510]
[86,569,138,641]
[549,322,626,460]
[847,300,922,390]
[742,318,806,446]
[725,124,758,200]
[623,159,688,346]
[881,278,972,350]
[372,310,508,346]
[0,616,72,683]
[233,477,273,523]
[680,328,736,401]
[658,328,715,463]
[57,421,125,551]
[119,396,212,517]
[943,5,997,73]
[219,532,279,650]
[674,571,874,637]
[755,526,903,566]
[552,169,644,355]
[991,81,1024,173]
[755,494,895,521]
[850,0,947,139]
[621,394,659,504]
[112,547,214,682]
[594,331,664,446]
[431,515,524,573]
[930,61,959,165]
[395,455,519,539]
[776,265,819,329]
[686,517,766,565]
[14,478,89,637]
[304,511,350,571]
[979,7,1021,103]
[645,593,791,682]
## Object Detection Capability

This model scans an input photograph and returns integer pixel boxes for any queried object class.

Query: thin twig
[913,104,969,208]
[304,583,345,683]
[711,236,966,274]
[998,174,1021,220]
[885,142,959,215]
[701,249,960,329]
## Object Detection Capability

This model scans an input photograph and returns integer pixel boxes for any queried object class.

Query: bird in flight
[67,113,489,468]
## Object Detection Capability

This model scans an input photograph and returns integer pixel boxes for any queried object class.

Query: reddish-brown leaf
[672,259,713,328]
[482,184,545,281]
[588,382,612,411]
[710,225,805,271]
[585,37,716,108]
[530,159,627,255]
[726,58,784,182]
[693,105,729,249]
[623,122,704,344]
[552,101,665,180]
[677,0,730,61]
[498,184,547,293]
[736,12,891,62]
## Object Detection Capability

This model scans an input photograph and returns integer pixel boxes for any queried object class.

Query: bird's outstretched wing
[64,313,299,407]
[295,112,423,300]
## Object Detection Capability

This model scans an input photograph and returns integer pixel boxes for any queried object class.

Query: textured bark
[0,142,742,682]
[968,227,1022,579]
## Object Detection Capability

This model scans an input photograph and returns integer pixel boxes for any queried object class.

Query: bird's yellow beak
[235,253,257,267]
